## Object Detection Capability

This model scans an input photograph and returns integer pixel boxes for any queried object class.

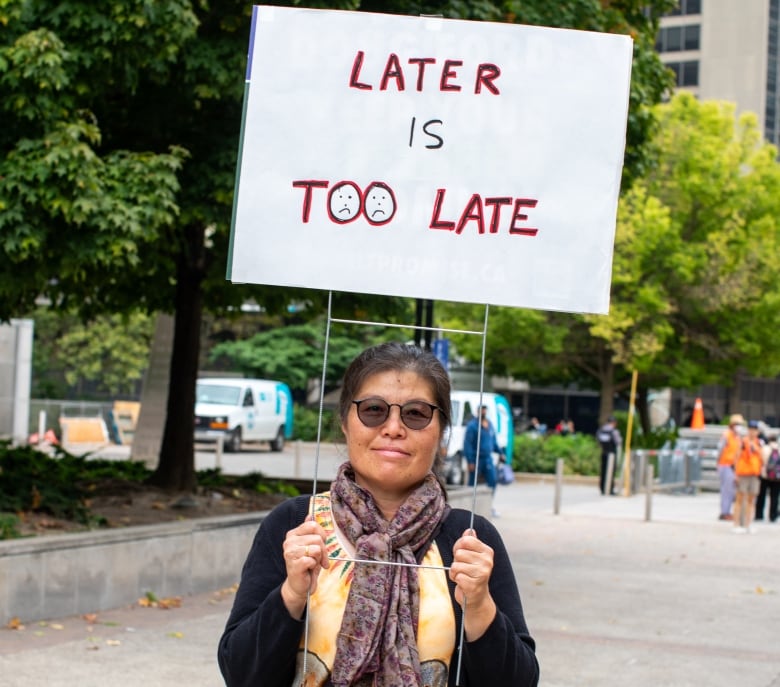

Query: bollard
[38,410,46,444]
[295,440,302,478]
[644,463,654,522]
[605,452,615,496]
[215,435,224,470]
[553,458,564,515]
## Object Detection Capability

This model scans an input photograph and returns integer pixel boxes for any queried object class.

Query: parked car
[194,378,293,452]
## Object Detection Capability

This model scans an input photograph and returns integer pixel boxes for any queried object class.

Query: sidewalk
[1,480,778,687]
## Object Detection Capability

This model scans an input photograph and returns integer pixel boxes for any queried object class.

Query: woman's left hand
[449,529,497,640]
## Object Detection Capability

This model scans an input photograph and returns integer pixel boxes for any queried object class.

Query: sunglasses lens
[354,399,437,429]
[356,399,390,427]
[400,402,434,429]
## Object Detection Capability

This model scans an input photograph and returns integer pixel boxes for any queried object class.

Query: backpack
[767,448,780,481]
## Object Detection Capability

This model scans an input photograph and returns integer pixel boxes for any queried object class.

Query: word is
[349,51,502,94]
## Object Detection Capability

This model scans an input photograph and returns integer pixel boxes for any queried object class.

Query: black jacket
[217,495,539,687]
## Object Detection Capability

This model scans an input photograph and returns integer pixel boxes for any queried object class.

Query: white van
[442,391,513,485]
[194,378,293,452]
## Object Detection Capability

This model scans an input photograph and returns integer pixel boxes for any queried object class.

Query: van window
[242,389,254,407]
[462,402,474,426]
[196,384,241,406]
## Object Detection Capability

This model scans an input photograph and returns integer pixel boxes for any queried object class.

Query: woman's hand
[280,517,329,619]
[449,529,497,641]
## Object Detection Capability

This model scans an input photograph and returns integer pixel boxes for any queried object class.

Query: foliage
[208,322,378,401]
[293,405,342,443]
[0,444,299,539]
[194,467,300,497]
[30,307,153,398]
[0,512,22,539]
[0,443,91,523]
[643,94,780,388]
[512,432,600,475]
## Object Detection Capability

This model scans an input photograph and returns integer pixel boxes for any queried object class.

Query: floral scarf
[329,462,449,687]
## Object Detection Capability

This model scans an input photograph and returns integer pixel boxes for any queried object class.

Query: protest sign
[229,6,632,314]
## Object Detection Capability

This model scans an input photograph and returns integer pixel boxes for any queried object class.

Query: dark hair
[338,342,452,440]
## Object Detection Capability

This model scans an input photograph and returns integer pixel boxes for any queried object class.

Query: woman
[218,342,539,686]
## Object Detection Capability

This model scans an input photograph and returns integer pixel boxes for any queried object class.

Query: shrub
[512,433,600,476]
[293,405,342,442]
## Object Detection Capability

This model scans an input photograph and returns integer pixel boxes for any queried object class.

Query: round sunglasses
[352,397,445,430]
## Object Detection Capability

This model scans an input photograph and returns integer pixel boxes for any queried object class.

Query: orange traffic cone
[691,397,705,429]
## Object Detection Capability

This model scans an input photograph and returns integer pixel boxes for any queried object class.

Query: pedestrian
[733,420,764,533]
[756,437,780,522]
[716,413,745,521]
[217,342,539,687]
[595,416,622,495]
[464,404,504,516]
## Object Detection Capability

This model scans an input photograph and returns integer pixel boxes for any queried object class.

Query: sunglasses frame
[351,397,445,430]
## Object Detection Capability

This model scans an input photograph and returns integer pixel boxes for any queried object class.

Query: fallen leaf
[157,597,182,610]
[756,585,765,595]
[106,639,121,646]
[50,623,64,630]
[82,613,98,623]
[167,631,184,639]
[7,617,24,630]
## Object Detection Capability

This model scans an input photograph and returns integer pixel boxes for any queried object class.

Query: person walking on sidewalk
[464,404,504,517]
[596,416,621,495]
[755,436,780,522]
[733,420,764,533]
[716,414,745,521]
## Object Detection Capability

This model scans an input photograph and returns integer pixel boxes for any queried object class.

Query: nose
[381,405,406,434]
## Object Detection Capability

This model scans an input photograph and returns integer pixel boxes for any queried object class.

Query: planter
[1,486,491,624]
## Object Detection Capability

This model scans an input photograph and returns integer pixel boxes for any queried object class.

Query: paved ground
[1,478,778,687]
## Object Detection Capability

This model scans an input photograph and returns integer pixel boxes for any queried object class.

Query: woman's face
[342,369,442,506]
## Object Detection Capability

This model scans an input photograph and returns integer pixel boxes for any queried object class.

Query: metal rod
[329,317,483,336]
[328,556,451,571]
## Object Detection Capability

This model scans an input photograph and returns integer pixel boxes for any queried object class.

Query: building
[657,0,779,147]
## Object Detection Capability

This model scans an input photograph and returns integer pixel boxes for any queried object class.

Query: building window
[656,24,701,52]
[667,0,701,16]
[668,60,699,87]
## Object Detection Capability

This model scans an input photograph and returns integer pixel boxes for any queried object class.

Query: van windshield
[196,384,242,406]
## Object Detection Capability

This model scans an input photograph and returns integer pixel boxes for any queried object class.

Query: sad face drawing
[363,181,397,226]
[327,181,362,223]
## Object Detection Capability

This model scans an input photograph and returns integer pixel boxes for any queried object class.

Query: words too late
[292,180,539,236]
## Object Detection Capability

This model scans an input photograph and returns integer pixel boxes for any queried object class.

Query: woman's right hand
[280,517,329,619]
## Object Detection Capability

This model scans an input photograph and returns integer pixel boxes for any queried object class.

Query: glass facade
[767,0,779,144]
[656,24,701,52]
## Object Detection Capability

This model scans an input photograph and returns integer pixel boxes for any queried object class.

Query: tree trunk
[635,386,651,436]
[597,357,615,425]
[148,226,205,491]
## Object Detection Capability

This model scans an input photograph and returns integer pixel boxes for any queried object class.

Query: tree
[1,0,677,490]
[642,94,780,407]
[30,308,153,398]
[208,321,386,403]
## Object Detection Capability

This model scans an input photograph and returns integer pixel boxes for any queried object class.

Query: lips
[374,445,410,459]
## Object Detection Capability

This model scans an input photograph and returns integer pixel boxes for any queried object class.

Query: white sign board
[229,6,632,314]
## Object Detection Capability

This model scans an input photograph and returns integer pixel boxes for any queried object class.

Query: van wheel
[225,428,242,453]
[270,427,285,452]
[447,453,465,486]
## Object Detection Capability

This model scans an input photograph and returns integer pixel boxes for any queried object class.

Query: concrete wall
[0,487,492,625]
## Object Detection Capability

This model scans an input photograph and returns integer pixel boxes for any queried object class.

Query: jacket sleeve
[217,497,310,687]
[463,421,476,460]
[441,510,539,687]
